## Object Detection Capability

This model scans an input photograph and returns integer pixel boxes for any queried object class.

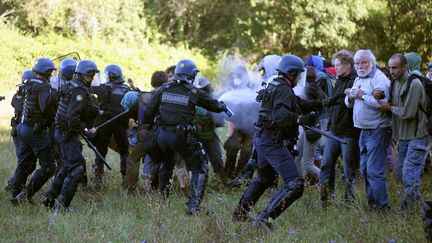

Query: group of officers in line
[6,50,431,231]
[7,52,322,230]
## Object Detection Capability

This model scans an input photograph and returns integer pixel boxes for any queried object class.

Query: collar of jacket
[359,66,377,79]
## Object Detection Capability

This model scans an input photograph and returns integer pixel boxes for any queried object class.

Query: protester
[379,53,429,208]
[345,49,392,211]
[294,66,322,184]
[320,50,360,206]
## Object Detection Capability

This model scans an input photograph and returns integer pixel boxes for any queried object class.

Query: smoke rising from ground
[213,55,261,133]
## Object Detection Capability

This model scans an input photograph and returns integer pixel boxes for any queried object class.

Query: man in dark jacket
[320,50,360,207]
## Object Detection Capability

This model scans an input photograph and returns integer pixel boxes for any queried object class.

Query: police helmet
[33,58,56,75]
[104,64,124,83]
[59,58,78,80]
[276,54,304,76]
[21,70,35,82]
[257,55,281,80]
[75,60,99,75]
[193,76,210,89]
[172,59,199,82]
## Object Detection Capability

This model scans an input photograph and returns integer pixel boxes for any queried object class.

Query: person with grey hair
[344,49,392,211]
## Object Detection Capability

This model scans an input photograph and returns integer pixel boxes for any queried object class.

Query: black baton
[302,125,347,144]
[80,133,112,170]
[95,109,129,131]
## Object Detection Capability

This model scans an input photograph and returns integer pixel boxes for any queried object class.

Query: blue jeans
[319,132,359,200]
[142,155,159,177]
[397,135,429,206]
[359,126,392,207]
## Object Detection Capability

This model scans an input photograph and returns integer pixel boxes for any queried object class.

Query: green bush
[0,23,215,93]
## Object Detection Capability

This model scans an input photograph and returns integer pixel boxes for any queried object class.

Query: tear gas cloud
[213,55,261,133]
[210,54,307,134]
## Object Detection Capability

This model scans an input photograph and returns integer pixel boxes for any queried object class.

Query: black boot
[253,178,304,228]
[232,175,274,221]
[320,179,334,208]
[92,164,104,190]
[187,172,207,215]
[11,188,34,205]
[58,165,85,208]
[422,200,432,241]
[230,158,256,188]
[41,191,57,208]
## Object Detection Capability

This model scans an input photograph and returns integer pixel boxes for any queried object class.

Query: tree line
[1,0,431,65]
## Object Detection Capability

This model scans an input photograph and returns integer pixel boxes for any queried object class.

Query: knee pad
[282,177,304,199]
[39,163,56,178]
[70,165,85,179]
[37,147,55,165]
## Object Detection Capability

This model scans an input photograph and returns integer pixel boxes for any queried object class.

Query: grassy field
[0,125,430,242]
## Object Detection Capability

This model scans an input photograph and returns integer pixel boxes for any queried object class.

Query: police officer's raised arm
[297,96,323,113]
[196,89,225,113]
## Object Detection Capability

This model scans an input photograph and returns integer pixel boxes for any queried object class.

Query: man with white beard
[344,49,392,211]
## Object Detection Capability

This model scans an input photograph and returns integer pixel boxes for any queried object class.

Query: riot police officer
[42,60,100,210]
[232,54,322,229]
[11,58,57,204]
[51,58,78,91]
[51,59,79,171]
[4,70,35,191]
[92,64,131,188]
[144,59,228,214]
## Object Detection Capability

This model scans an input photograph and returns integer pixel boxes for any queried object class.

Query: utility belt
[255,118,276,135]
[21,119,47,133]
[257,129,299,157]
[160,124,196,133]
[160,124,197,144]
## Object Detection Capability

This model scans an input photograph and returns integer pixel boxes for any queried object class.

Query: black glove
[323,94,345,107]
[298,112,318,126]
[322,99,330,107]
[83,129,96,140]
[218,101,227,111]
[219,101,234,117]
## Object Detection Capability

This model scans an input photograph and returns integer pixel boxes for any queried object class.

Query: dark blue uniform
[11,92,26,157]
[42,77,99,208]
[92,82,131,180]
[233,76,322,226]
[144,81,225,213]
[11,78,57,202]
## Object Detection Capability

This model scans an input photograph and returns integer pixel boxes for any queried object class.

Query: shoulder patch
[270,80,281,86]
[76,94,84,102]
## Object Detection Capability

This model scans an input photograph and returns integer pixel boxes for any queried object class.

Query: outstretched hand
[378,102,391,112]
